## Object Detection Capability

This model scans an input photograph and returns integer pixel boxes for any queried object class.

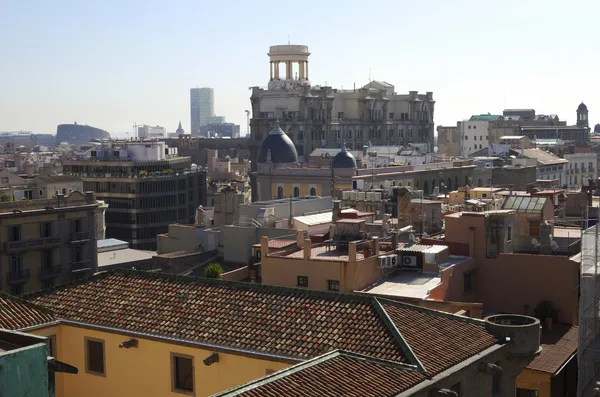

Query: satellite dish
[531,237,540,247]
[551,240,559,252]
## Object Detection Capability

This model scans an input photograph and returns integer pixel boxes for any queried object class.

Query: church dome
[257,121,298,163]
[578,102,588,112]
[332,143,357,169]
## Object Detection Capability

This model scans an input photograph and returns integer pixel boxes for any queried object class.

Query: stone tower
[577,102,589,128]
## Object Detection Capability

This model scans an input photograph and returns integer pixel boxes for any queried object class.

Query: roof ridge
[375,296,488,327]
[372,298,427,373]
[212,349,421,397]
[100,268,378,304]
[0,290,55,317]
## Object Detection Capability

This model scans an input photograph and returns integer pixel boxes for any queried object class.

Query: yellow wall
[30,324,290,397]
[516,368,551,397]
[271,182,323,198]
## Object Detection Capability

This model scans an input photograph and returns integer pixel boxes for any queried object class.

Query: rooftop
[293,211,333,227]
[213,350,426,397]
[0,293,55,330]
[527,324,577,374]
[26,269,499,374]
[522,148,568,166]
[35,175,82,184]
[362,272,442,300]
[97,248,155,269]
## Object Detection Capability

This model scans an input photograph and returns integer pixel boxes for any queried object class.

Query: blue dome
[332,144,357,169]
[257,121,298,164]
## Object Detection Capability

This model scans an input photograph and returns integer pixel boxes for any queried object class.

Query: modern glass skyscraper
[190,88,214,136]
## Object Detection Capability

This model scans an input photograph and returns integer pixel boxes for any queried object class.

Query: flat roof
[293,212,333,226]
[98,248,155,268]
[362,272,441,299]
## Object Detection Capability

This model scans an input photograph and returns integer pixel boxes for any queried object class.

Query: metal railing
[7,269,31,284]
[40,265,62,279]
[4,236,61,253]
[71,260,92,272]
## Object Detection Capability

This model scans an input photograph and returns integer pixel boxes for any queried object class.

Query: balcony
[40,265,62,280]
[71,260,92,273]
[70,231,90,244]
[3,236,61,253]
[7,269,31,285]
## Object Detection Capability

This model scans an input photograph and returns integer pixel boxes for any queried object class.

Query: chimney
[391,231,399,250]
[260,236,269,260]
[303,239,311,260]
[373,237,379,256]
[296,229,306,248]
[332,200,341,222]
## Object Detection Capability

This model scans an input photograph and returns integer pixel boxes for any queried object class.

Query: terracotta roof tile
[214,351,426,397]
[527,324,577,374]
[28,270,499,374]
[0,293,55,330]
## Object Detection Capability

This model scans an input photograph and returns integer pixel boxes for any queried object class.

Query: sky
[1,0,599,136]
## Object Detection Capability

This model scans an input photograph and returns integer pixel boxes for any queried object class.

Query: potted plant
[204,262,223,279]
[362,241,372,257]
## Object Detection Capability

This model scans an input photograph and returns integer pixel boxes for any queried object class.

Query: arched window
[423,180,429,195]
[477,178,482,187]
[407,181,411,187]
[432,179,436,188]
[447,177,452,192]
[277,186,284,199]
[293,187,300,197]
[310,187,316,196]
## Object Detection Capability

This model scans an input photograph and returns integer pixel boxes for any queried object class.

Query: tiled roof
[527,324,577,374]
[28,270,499,375]
[0,293,55,330]
[213,351,426,397]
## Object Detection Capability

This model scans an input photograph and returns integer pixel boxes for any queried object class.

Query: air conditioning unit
[378,255,390,268]
[388,254,398,267]
[401,255,418,268]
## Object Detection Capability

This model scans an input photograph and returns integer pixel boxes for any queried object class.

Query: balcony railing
[70,231,90,243]
[4,236,61,253]
[40,265,62,279]
[71,260,92,273]
[7,269,31,285]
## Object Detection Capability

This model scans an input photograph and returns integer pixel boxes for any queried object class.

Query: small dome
[332,143,357,169]
[257,121,298,163]
[578,102,588,112]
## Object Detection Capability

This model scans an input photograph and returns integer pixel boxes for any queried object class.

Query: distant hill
[56,123,110,145]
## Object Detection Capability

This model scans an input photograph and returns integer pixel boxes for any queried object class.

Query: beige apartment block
[0,191,98,295]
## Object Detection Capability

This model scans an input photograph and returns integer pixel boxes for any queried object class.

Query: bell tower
[577,102,589,128]
[267,44,311,89]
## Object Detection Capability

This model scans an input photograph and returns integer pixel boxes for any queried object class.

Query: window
[43,279,55,290]
[11,285,23,296]
[464,272,473,292]
[309,187,316,196]
[327,280,340,292]
[516,389,538,397]
[8,225,20,242]
[507,226,512,241]
[389,112,394,120]
[48,334,57,358]
[277,186,284,199]
[171,353,194,394]
[85,337,105,376]
[337,112,344,119]
[530,221,540,237]
[450,382,461,396]
[41,222,53,238]
[297,276,308,287]
[293,187,300,197]
[10,255,22,273]
[480,135,483,141]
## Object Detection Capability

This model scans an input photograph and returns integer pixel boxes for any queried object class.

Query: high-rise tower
[190,88,215,136]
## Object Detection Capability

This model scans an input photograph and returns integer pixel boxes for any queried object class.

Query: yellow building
[0,269,541,397]
[0,191,98,295]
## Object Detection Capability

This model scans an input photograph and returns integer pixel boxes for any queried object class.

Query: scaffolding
[578,225,600,396]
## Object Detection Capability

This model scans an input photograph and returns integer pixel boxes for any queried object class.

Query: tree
[204,262,223,279]
[0,194,13,202]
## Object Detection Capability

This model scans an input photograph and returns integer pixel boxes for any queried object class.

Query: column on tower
[305,61,309,80]
[270,61,273,80]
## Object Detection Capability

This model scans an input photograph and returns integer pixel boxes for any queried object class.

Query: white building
[137,125,166,139]
[565,152,597,188]
[190,88,215,135]
[86,141,178,161]
[459,119,489,156]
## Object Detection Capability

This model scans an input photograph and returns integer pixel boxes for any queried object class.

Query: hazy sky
[1,0,598,136]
